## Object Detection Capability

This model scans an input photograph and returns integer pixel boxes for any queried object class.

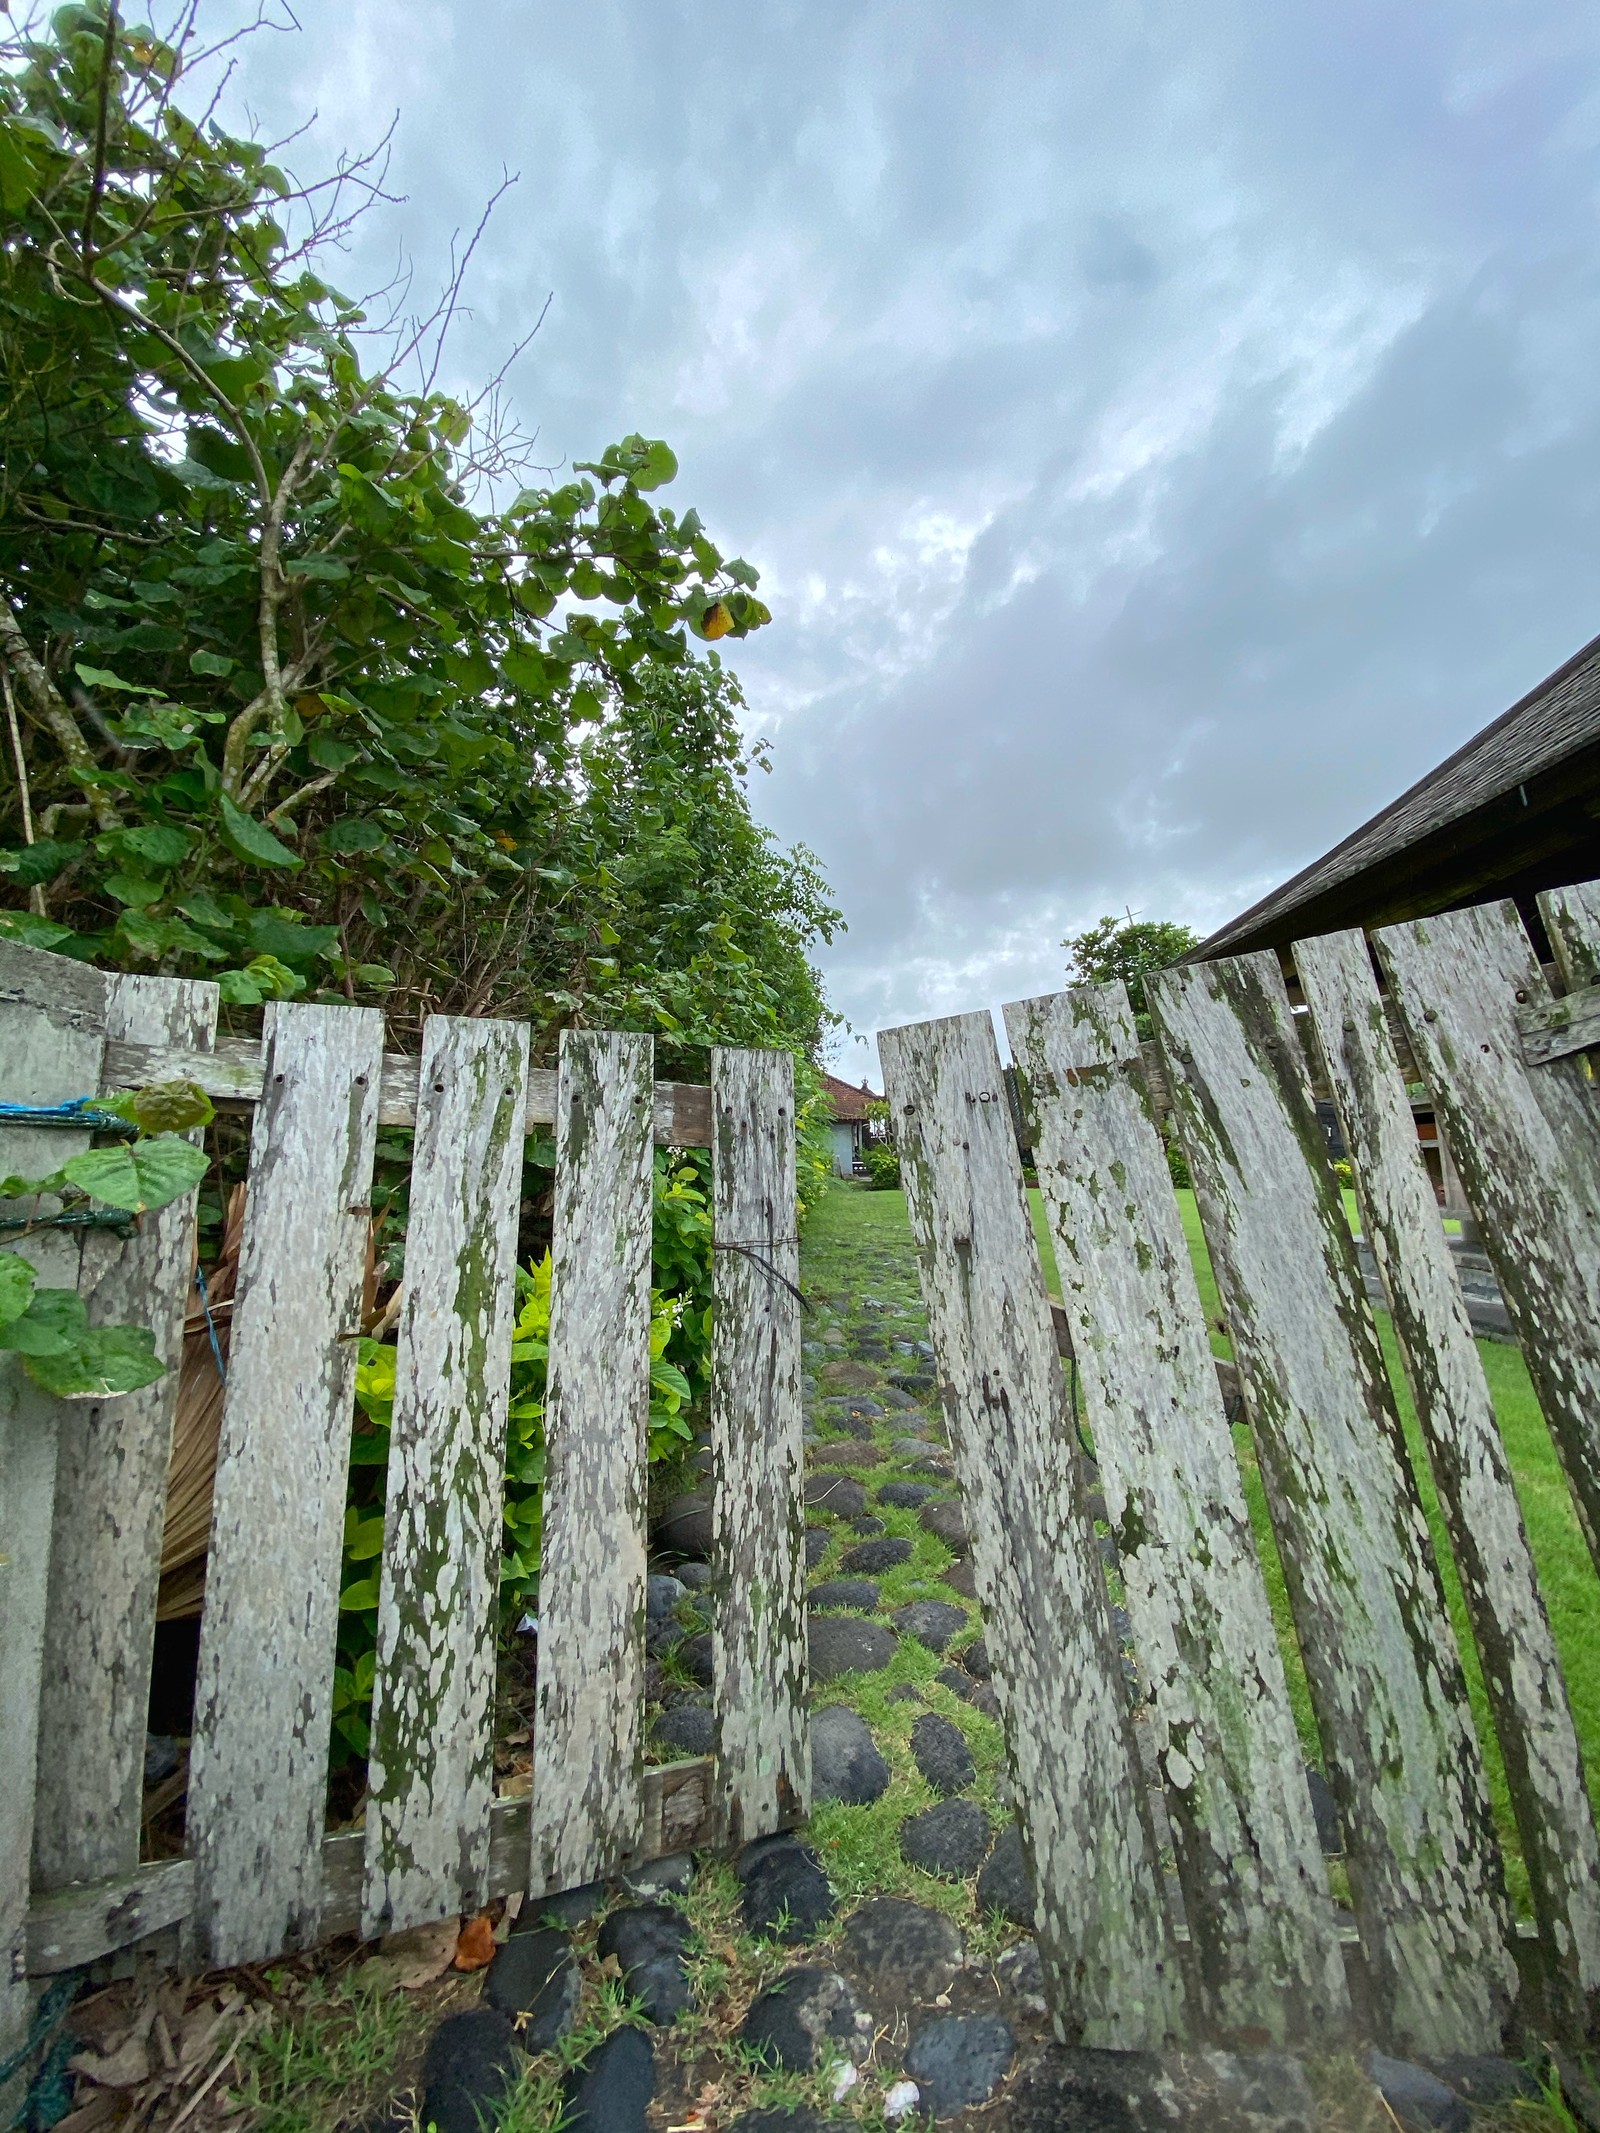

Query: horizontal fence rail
[0,950,804,2056]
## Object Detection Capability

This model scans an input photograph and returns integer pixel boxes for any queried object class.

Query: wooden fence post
[880,1010,1185,2050]
[711,1046,808,1847]
[1294,926,1600,2038]
[185,1002,384,1968]
[528,1029,655,1896]
[362,1016,530,1938]
[1006,982,1349,2046]
[1148,953,1518,2058]
[32,975,218,1893]
[0,944,108,2072]
[1374,900,1600,1578]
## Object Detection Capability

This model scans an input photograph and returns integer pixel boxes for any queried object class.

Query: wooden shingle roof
[1196,630,1600,959]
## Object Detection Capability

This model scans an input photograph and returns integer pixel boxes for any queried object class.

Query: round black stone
[899,1797,994,1878]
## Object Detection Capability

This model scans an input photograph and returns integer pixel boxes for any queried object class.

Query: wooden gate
[881,877,1600,2058]
[1,943,806,2060]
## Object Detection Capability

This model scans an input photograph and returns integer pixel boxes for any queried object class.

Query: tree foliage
[0,3,837,1074]
[1063,912,1201,1034]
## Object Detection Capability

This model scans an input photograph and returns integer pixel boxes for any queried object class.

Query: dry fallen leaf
[359,1916,461,1991]
[453,1913,496,1970]
[67,2033,151,2090]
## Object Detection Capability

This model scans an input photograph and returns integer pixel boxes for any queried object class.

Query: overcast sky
[226,1,1600,1077]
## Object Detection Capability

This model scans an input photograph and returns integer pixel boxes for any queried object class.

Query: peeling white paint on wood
[0,944,108,2064]
[362,1016,530,1937]
[1539,880,1600,993]
[711,1047,808,1846]
[1148,953,1518,2058]
[1005,982,1348,2046]
[1375,902,1600,1581]
[1294,926,1600,2036]
[185,1003,384,1968]
[880,1010,1184,2051]
[527,1029,655,1895]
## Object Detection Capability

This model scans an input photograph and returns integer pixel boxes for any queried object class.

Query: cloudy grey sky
[226,1,1600,1076]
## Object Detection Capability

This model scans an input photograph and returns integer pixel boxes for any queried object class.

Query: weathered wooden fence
[881,876,1600,2058]
[0,943,805,2060]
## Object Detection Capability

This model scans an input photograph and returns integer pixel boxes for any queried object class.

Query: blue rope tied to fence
[0,1973,81,2133]
[194,1262,227,1385]
[0,1096,136,1138]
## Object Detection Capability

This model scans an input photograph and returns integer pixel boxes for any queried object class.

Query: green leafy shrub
[862,1141,902,1191]
[1165,1136,1191,1191]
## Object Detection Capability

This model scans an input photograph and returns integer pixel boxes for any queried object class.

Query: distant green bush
[1166,1137,1191,1190]
[862,1142,902,1191]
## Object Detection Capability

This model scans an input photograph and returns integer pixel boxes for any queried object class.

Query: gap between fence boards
[100,1036,714,1146]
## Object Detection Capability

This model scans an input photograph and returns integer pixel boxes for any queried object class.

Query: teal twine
[0,1974,81,2133]
[0,1097,136,1138]
[0,1210,138,1239]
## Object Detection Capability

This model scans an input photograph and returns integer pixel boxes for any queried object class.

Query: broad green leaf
[343,1511,387,1561]
[0,1288,87,1357]
[190,649,235,676]
[320,816,385,854]
[24,1323,165,1399]
[0,1252,38,1327]
[61,1136,209,1214]
[0,913,73,951]
[100,1080,215,1134]
[75,665,164,696]
[120,824,192,868]
[0,840,82,886]
[339,1577,380,1612]
[104,872,164,908]
[283,555,351,582]
[217,792,302,870]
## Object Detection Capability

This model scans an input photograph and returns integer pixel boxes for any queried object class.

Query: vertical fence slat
[710,1047,808,1847]
[186,1003,383,1968]
[1148,954,1517,2058]
[361,1016,529,1937]
[1005,983,1349,2046]
[1374,901,1600,1577]
[880,1011,1184,2051]
[0,945,107,2067]
[1539,878,1600,992]
[32,974,218,1894]
[1295,926,1600,2036]
[527,1029,654,1895]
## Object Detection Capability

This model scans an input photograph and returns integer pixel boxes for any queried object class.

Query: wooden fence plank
[1374,902,1600,1577]
[100,1037,714,1145]
[1295,927,1600,2037]
[185,1002,384,1968]
[361,1016,530,1937]
[33,975,218,1893]
[1539,878,1600,991]
[0,944,108,2068]
[880,1011,1184,2050]
[1148,954,1518,2058]
[527,1030,655,1895]
[1005,983,1349,2046]
[710,1047,808,1848]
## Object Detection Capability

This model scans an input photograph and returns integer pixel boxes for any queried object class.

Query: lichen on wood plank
[1148,952,1517,2058]
[1007,979,1349,2046]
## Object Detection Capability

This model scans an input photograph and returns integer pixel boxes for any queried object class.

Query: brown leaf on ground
[358,1916,461,1990]
[51,2094,127,2133]
[66,2034,151,2090]
[453,1913,496,1970]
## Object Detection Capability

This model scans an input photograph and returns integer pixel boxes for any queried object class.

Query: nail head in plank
[33,975,219,1894]
[1148,953,1518,2058]
[1007,981,1349,2046]
[1295,925,1600,2035]
[1375,899,1600,1580]
[362,1017,530,1937]
[185,1002,384,1968]
[527,1030,655,1894]
[880,1010,1184,2051]
[711,1048,808,1846]
[0,943,109,2059]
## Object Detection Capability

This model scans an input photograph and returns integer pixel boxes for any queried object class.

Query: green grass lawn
[1022,1179,1600,1903]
